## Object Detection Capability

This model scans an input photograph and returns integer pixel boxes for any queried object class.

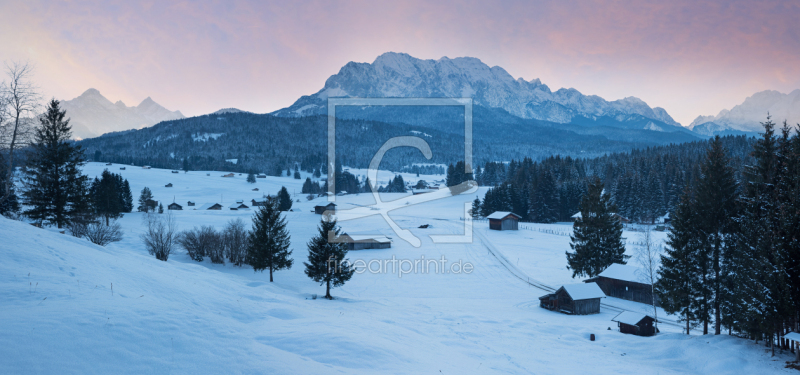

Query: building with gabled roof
[167,202,182,210]
[584,263,659,306]
[336,234,392,250]
[198,203,223,210]
[539,283,605,315]
[612,311,658,336]
[487,211,521,231]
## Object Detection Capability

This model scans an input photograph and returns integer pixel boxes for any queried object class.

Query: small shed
[168,202,182,211]
[584,263,659,306]
[784,332,800,361]
[165,183,173,188]
[487,211,521,231]
[612,311,658,337]
[539,283,605,315]
[171,170,179,174]
[251,198,269,207]
[198,203,223,210]
[229,201,249,210]
[120,167,126,170]
[187,201,195,207]
[338,234,392,250]
[257,174,267,178]
[314,203,337,215]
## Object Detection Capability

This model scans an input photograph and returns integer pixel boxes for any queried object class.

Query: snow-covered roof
[560,283,605,300]
[198,203,220,210]
[487,211,521,220]
[612,311,653,326]
[785,332,800,342]
[571,212,581,219]
[598,263,645,284]
[347,235,391,243]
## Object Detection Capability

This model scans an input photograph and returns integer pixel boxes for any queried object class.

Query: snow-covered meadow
[0,163,794,374]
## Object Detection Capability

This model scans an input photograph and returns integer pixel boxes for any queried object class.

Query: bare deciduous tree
[0,61,40,204]
[85,221,124,246]
[141,211,178,261]
[635,226,662,334]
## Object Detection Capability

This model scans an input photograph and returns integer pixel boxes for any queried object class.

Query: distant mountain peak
[273,52,680,128]
[60,90,184,139]
[689,89,800,133]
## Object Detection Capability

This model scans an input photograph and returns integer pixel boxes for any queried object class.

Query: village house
[583,263,659,306]
[539,283,605,315]
[314,203,337,215]
[611,311,658,337]
[487,211,521,231]
[337,234,392,250]
[167,202,182,210]
[198,203,223,210]
[229,201,249,210]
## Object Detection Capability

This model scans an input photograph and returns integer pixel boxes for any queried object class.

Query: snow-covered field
[0,163,794,374]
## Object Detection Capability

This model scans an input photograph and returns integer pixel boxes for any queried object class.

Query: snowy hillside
[60,89,185,139]
[0,163,793,374]
[689,90,800,134]
[273,52,681,129]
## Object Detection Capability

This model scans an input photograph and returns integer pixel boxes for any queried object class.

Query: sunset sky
[1,0,798,126]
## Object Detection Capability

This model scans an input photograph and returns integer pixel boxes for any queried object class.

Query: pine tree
[122,180,133,212]
[158,203,164,214]
[277,186,292,211]
[247,172,256,184]
[22,99,89,228]
[0,169,19,215]
[566,177,627,278]
[247,197,293,282]
[694,136,739,335]
[471,197,482,218]
[293,170,301,179]
[657,189,702,335]
[304,215,355,299]
[91,169,125,225]
[138,187,154,212]
[182,158,190,173]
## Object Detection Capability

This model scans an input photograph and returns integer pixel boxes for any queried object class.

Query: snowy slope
[272,52,680,128]
[0,163,793,374]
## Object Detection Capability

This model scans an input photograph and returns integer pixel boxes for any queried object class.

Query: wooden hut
[187,201,195,207]
[784,332,800,361]
[229,201,249,210]
[337,234,392,250]
[314,203,337,215]
[165,183,173,188]
[487,211,520,231]
[198,203,223,210]
[584,264,659,306]
[539,283,605,315]
[611,311,658,337]
[167,202,183,210]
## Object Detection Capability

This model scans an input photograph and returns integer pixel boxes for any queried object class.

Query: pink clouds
[0,0,798,126]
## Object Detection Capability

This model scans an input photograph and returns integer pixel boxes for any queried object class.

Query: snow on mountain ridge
[275,52,680,127]
[60,89,184,140]
[689,89,800,132]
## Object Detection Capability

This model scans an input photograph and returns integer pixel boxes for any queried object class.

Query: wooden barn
[198,203,223,210]
[167,202,182,210]
[187,201,195,207]
[314,203,337,215]
[539,283,605,315]
[584,263,659,306]
[487,211,521,231]
[612,311,658,337]
[229,201,249,210]
[165,183,173,187]
[338,234,392,250]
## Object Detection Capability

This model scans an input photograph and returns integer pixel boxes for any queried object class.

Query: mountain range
[273,52,687,134]
[689,90,800,136]
[60,88,184,139]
